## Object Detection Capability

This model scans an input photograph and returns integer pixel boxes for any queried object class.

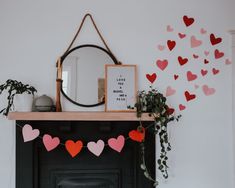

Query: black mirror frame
[60,44,119,107]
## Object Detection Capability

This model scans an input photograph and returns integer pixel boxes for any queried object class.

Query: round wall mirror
[61,44,118,107]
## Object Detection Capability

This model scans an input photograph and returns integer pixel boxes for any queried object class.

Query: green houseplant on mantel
[130,86,181,186]
[0,79,37,116]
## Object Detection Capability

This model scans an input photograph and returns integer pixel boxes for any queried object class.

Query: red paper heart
[178,33,186,39]
[193,54,199,59]
[184,91,196,101]
[65,140,83,158]
[212,68,219,75]
[146,73,157,84]
[201,69,208,76]
[178,56,188,66]
[210,33,222,46]
[156,59,168,71]
[187,71,197,81]
[167,40,176,51]
[166,107,175,115]
[179,104,186,111]
[204,59,209,64]
[183,15,194,27]
[129,128,145,143]
[174,74,179,80]
[214,49,224,59]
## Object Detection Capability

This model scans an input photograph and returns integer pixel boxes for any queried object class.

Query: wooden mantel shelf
[8,112,153,121]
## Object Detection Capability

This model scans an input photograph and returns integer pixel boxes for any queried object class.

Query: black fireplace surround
[16,121,155,188]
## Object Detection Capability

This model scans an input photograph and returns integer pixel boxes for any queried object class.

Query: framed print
[105,64,137,112]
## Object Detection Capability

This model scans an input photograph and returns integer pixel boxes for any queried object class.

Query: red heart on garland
[178,33,186,39]
[167,40,176,51]
[187,71,197,81]
[129,128,145,143]
[210,33,222,46]
[178,56,188,66]
[65,140,83,158]
[146,73,157,84]
[184,91,196,101]
[212,68,220,75]
[174,74,179,80]
[156,59,168,71]
[204,59,209,64]
[183,15,194,27]
[214,49,224,59]
[201,69,208,76]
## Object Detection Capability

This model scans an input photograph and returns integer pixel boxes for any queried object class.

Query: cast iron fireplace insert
[16,120,155,188]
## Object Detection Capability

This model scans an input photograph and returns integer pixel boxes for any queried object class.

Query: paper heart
[178,56,188,66]
[87,140,104,157]
[184,91,196,101]
[166,86,176,97]
[194,84,199,89]
[179,104,186,111]
[183,15,195,27]
[65,140,83,158]
[129,128,145,143]
[201,69,208,76]
[193,54,199,59]
[178,33,186,39]
[202,85,216,96]
[187,71,197,81]
[156,59,168,71]
[200,28,207,34]
[167,25,173,32]
[225,59,232,65]
[212,68,219,75]
[214,49,224,59]
[108,135,125,153]
[191,36,202,48]
[146,73,157,84]
[204,59,209,64]
[43,134,60,152]
[22,124,40,142]
[204,51,209,56]
[166,107,175,115]
[210,33,222,46]
[157,45,165,51]
[174,74,179,80]
[167,40,176,51]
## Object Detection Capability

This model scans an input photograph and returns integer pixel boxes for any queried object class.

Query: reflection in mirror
[61,45,118,107]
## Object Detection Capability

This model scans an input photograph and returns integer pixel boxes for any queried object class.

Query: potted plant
[131,86,181,186]
[0,79,37,116]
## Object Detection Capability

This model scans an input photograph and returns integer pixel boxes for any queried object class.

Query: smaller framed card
[105,65,137,112]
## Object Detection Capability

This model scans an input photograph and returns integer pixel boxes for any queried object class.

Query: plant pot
[13,94,33,112]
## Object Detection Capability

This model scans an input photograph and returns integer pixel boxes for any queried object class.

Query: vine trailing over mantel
[130,86,181,186]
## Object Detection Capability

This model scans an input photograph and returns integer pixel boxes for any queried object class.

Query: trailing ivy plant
[132,86,181,186]
[0,79,37,116]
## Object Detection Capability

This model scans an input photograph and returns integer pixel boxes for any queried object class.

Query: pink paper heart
[204,51,209,56]
[166,86,176,97]
[22,124,40,142]
[157,45,165,51]
[225,59,232,65]
[156,59,168,71]
[191,36,202,48]
[87,140,105,157]
[202,85,216,96]
[200,28,207,34]
[167,25,173,32]
[187,71,197,81]
[43,134,60,151]
[108,135,125,153]
[179,104,186,111]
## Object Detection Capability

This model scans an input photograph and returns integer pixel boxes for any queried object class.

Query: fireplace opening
[16,121,155,188]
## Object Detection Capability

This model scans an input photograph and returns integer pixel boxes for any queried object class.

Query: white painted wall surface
[0,0,234,187]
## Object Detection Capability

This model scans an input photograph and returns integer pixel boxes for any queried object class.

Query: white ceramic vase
[13,94,33,112]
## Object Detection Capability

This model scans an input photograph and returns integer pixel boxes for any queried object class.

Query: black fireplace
[16,121,155,188]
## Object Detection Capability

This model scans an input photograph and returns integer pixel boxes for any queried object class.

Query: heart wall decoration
[87,140,105,157]
[65,140,83,158]
[108,135,125,153]
[22,124,40,142]
[43,134,60,152]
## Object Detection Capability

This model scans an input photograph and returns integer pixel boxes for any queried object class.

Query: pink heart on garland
[202,85,216,96]
[156,59,168,71]
[108,135,125,153]
[87,140,105,157]
[166,86,176,97]
[187,71,197,81]
[191,36,202,48]
[22,124,40,142]
[214,49,224,59]
[43,134,60,152]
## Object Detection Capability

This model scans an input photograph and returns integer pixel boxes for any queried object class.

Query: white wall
[0,0,234,187]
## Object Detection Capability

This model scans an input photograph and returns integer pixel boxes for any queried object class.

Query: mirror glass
[61,44,118,107]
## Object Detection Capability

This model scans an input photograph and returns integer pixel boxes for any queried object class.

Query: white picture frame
[105,65,137,112]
